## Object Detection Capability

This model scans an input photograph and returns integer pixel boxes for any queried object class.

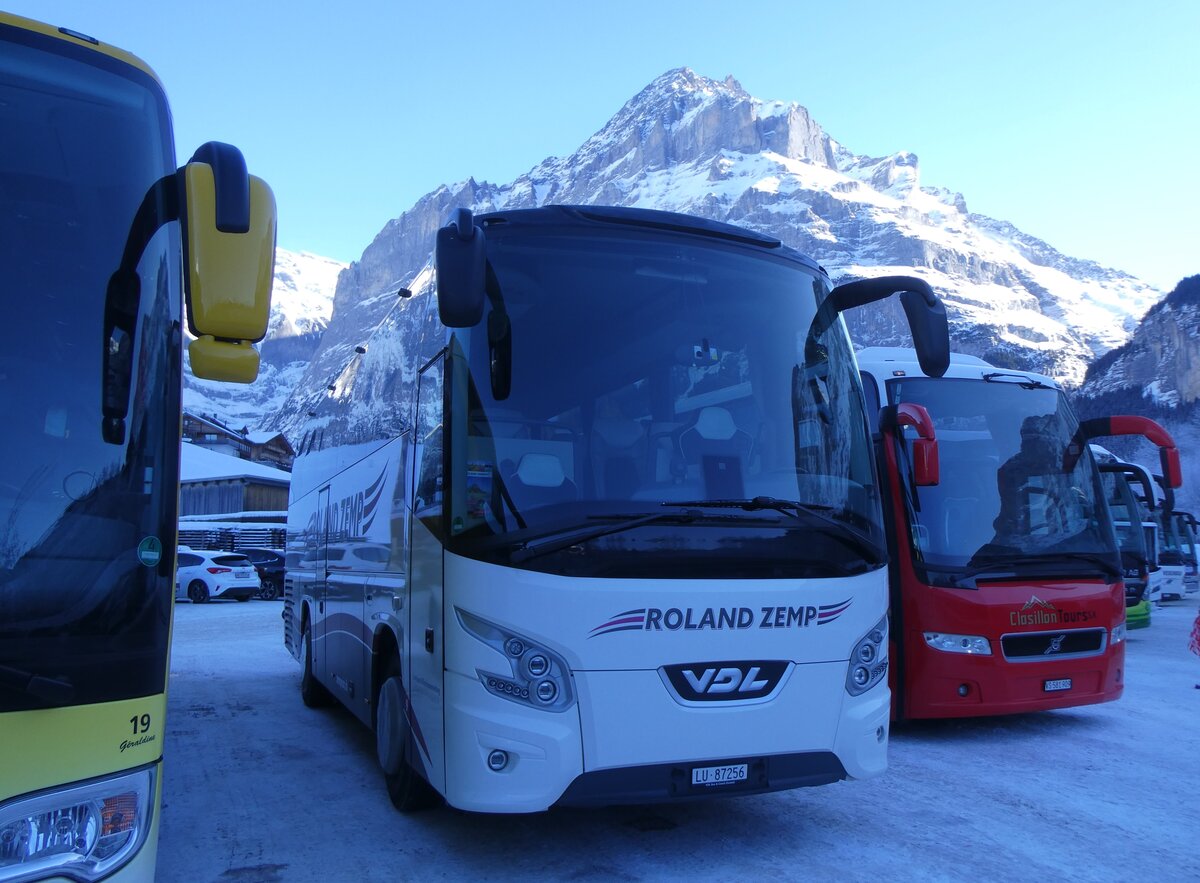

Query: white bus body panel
[440,553,889,812]
[1159,564,1185,601]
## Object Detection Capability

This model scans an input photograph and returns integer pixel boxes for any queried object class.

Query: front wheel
[188,580,210,604]
[376,665,439,812]
[257,579,280,601]
[300,621,332,708]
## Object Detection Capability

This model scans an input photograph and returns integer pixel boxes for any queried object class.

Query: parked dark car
[241,548,286,600]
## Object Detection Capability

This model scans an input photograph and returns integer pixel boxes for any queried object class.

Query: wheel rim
[189,581,208,603]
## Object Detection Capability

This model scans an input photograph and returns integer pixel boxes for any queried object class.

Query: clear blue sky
[8,1,1197,292]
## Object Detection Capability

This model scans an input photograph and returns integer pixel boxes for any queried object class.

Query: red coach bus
[858,348,1181,719]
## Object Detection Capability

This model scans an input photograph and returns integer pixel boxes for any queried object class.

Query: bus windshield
[886,377,1115,577]
[441,224,883,578]
[1100,469,1149,563]
[0,30,180,712]
[1175,515,1197,563]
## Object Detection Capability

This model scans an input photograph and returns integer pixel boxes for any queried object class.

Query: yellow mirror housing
[183,160,276,381]
[188,336,262,383]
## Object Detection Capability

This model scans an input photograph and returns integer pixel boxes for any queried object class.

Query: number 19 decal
[130,713,152,734]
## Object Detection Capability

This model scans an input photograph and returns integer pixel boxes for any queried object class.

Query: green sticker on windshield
[137,536,163,567]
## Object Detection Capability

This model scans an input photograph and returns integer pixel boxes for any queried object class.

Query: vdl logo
[659,660,792,705]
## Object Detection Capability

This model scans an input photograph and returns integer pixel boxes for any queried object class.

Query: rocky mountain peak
[182,69,1168,442]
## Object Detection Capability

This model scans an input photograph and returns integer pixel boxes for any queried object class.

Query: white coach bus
[283,205,949,813]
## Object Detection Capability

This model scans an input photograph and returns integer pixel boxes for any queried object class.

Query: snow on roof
[245,431,285,445]
[180,442,291,485]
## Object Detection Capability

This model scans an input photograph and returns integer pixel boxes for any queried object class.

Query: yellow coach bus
[0,13,275,880]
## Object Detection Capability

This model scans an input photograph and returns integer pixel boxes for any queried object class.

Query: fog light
[487,749,508,771]
[852,666,870,688]
[505,638,525,657]
[535,680,558,703]
[526,654,549,677]
[876,726,885,742]
[957,684,970,697]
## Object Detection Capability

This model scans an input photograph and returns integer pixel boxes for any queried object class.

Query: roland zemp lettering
[589,600,851,638]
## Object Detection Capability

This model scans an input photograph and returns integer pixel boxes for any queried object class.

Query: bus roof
[0,11,163,87]
[475,205,826,275]
[856,346,1059,390]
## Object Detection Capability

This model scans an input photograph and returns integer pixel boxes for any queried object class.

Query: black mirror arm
[824,276,949,378]
[101,174,179,445]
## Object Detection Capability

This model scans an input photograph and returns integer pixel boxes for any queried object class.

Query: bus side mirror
[880,402,940,486]
[436,208,486,328]
[182,141,277,383]
[826,276,950,378]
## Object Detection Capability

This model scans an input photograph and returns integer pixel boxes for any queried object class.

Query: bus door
[408,355,447,792]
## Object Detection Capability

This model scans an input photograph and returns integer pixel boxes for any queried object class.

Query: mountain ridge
[182,68,1166,443]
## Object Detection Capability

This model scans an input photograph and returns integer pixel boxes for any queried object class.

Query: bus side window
[414,360,444,537]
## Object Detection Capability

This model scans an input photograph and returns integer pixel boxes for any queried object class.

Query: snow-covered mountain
[264,68,1163,440]
[1075,276,1200,512]
[182,248,345,428]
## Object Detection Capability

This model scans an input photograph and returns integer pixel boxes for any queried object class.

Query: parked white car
[176,548,261,603]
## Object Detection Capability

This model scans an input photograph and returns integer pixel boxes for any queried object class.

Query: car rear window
[214,555,251,567]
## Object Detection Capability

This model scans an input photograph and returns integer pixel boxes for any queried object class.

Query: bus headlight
[1111,623,1127,645]
[923,632,992,655]
[846,615,889,696]
[0,766,154,883]
[455,608,575,712]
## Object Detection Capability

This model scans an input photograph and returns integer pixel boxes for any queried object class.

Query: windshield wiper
[981,372,1055,390]
[510,511,700,564]
[965,551,1122,582]
[665,497,887,565]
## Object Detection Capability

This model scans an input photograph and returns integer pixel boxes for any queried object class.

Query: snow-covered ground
[159,600,1200,882]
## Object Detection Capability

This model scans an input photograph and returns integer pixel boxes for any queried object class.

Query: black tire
[188,580,210,604]
[376,659,439,812]
[257,579,280,602]
[300,620,332,708]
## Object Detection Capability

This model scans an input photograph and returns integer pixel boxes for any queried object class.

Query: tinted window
[444,226,882,579]
[213,555,251,567]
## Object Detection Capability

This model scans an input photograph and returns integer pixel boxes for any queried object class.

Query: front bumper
[903,638,1125,719]
[1126,600,1152,630]
[440,663,888,813]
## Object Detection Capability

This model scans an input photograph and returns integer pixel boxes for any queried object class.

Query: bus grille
[1001,628,1107,661]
